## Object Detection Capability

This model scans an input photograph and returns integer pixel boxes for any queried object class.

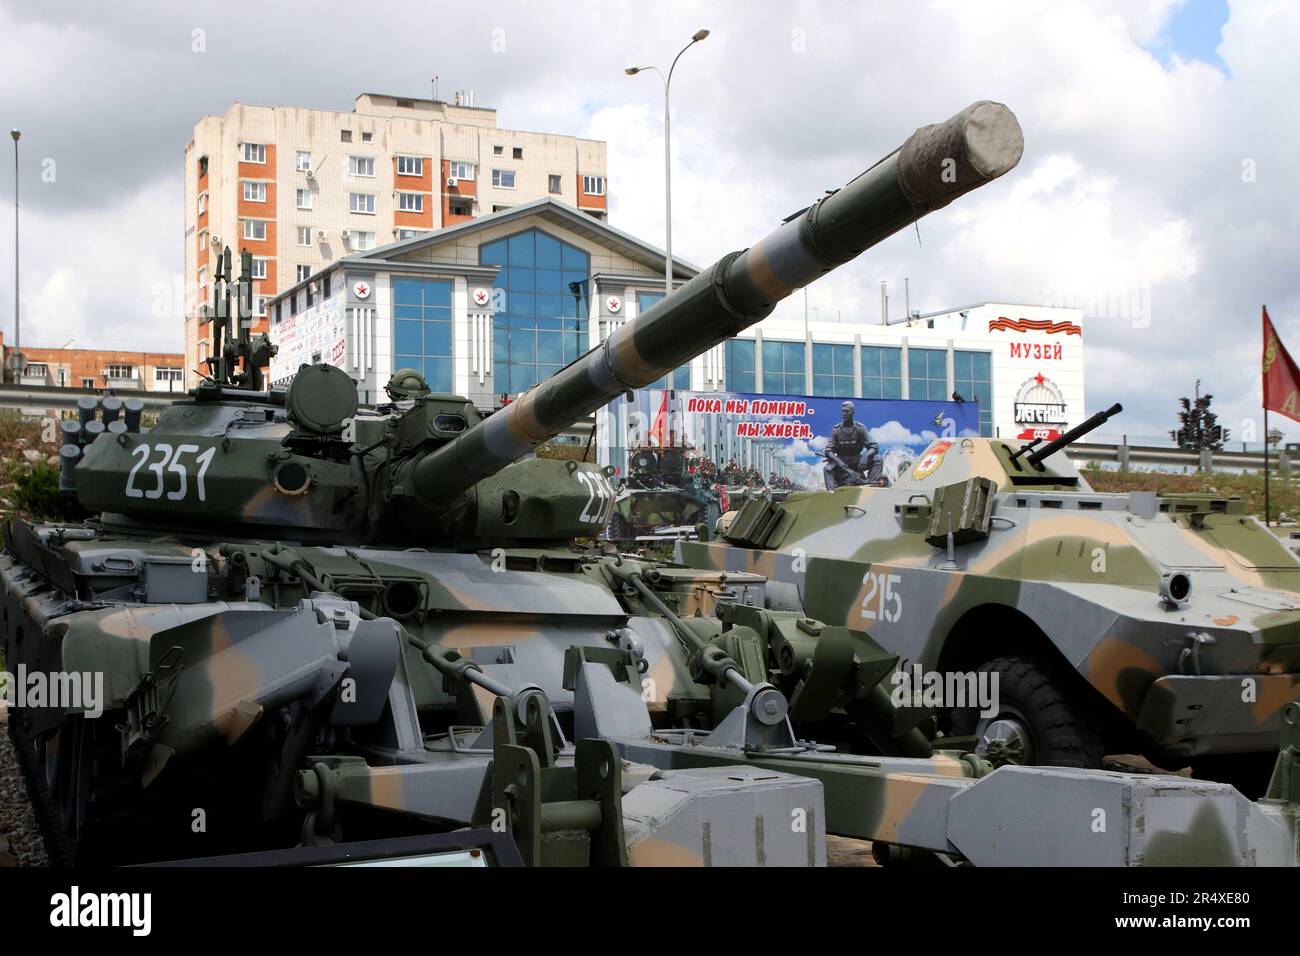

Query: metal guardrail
[1064,441,1289,475]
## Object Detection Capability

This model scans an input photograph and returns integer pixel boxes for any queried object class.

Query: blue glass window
[725,339,755,393]
[481,229,589,394]
[954,349,993,436]
[861,345,903,399]
[813,343,855,397]
[391,277,453,392]
[908,347,948,402]
[761,340,806,395]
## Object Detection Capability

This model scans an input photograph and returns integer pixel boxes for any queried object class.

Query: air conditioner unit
[447,177,458,187]
[304,169,315,181]
[211,235,221,246]
[316,229,327,241]
[341,229,351,240]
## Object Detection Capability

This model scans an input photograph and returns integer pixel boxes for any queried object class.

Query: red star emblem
[1034,372,1045,386]
[356,283,369,296]
[473,288,489,305]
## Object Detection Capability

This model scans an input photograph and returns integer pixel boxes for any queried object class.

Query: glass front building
[481,228,589,394]
[725,338,755,392]
[762,340,805,394]
[393,277,454,392]
[861,346,903,399]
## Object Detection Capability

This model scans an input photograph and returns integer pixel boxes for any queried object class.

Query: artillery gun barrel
[413,100,1024,501]
[1024,402,1123,468]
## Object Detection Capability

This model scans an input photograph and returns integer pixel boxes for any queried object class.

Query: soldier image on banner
[822,401,885,489]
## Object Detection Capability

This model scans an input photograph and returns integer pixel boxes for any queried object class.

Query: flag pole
[1265,406,1271,527]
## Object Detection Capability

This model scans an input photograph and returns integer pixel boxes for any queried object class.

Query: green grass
[1084,463,1300,522]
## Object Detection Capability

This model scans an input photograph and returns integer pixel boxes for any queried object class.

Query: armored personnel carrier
[5,102,1297,867]
[680,406,1300,795]
[607,447,720,541]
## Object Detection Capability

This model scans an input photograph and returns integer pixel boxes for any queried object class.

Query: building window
[637,292,690,390]
[548,174,562,194]
[448,199,473,217]
[393,277,454,393]
[908,347,948,401]
[197,266,207,289]
[349,192,375,214]
[725,339,755,393]
[198,192,208,214]
[296,188,313,210]
[761,340,806,395]
[397,155,425,177]
[954,350,993,436]
[512,146,523,159]
[297,264,311,283]
[199,232,207,252]
[154,367,184,386]
[297,226,312,246]
[198,156,208,177]
[397,192,424,212]
[361,131,373,143]
[296,150,311,171]
[396,229,428,240]
[349,155,375,177]
[254,296,268,317]
[352,231,375,250]
[242,142,266,163]
[582,175,605,196]
[448,160,474,180]
[251,257,268,280]
[813,343,855,397]
[25,362,48,377]
[492,204,513,213]
[340,129,352,142]
[106,364,136,380]
[242,219,266,241]
[243,181,266,202]
[861,345,903,399]
[492,169,516,189]
[493,145,503,156]
[81,378,95,389]
[481,228,590,394]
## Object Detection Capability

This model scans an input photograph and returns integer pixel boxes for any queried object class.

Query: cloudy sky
[1,0,1297,443]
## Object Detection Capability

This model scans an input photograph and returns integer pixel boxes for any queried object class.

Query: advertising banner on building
[598,389,979,539]
[269,297,347,387]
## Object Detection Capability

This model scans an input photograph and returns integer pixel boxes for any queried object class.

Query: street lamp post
[627,28,709,298]
[9,129,18,382]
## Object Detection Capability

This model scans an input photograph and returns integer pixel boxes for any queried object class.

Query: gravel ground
[0,705,49,866]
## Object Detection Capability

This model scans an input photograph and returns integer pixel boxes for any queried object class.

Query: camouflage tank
[5,102,1297,867]
[680,406,1300,795]
[606,448,719,542]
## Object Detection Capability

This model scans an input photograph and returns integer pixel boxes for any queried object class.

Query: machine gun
[1010,402,1124,469]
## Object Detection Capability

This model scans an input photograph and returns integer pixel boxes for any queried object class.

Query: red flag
[1263,306,1300,423]
[650,391,669,446]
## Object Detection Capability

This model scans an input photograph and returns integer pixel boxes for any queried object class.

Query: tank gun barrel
[414,100,1024,501]
[1023,402,1123,468]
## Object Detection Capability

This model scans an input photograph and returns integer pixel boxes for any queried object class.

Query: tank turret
[75,101,1024,548]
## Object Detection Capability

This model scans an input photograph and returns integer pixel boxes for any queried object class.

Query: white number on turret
[125,444,217,502]
[860,571,903,623]
[575,470,615,525]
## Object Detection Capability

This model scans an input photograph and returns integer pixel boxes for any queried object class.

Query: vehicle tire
[949,654,1106,769]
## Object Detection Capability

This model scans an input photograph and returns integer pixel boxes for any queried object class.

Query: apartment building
[183,92,608,386]
[0,334,185,392]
